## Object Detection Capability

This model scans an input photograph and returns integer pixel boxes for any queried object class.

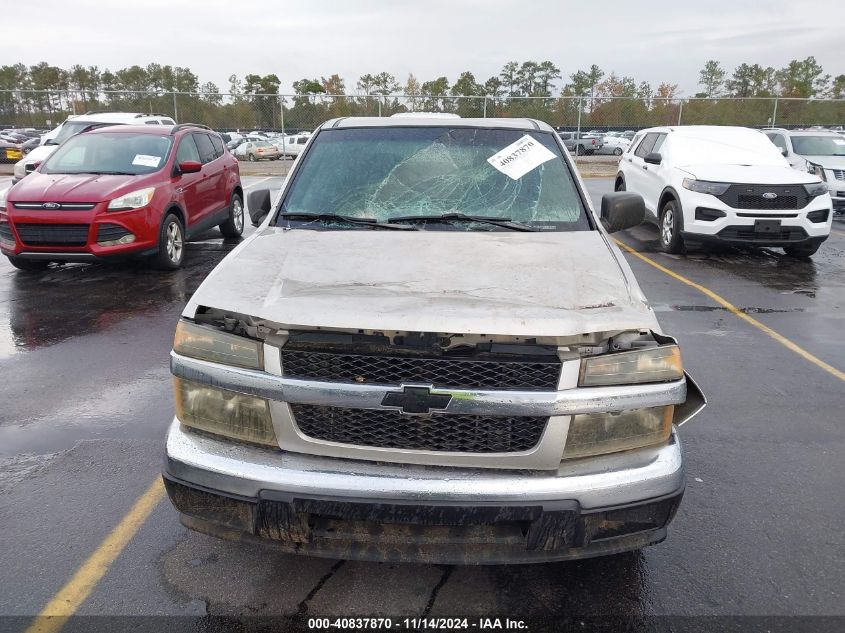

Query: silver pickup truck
[163,116,705,564]
[556,130,604,155]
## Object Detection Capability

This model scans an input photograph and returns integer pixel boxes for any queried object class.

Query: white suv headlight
[804,182,828,197]
[682,178,731,196]
[108,187,155,211]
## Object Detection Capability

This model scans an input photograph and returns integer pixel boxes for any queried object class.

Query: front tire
[218,193,244,238]
[575,145,585,156]
[783,242,821,258]
[614,176,625,192]
[7,256,50,271]
[153,213,185,270]
[659,200,685,254]
[248,153,256,162]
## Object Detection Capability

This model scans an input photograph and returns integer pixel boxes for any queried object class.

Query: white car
[763,129,845,215]
[616,126,832,257]
[598,135,631,156]
[273,133,311,158]
[12,112,175,184]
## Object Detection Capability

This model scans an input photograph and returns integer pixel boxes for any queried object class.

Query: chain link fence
[2,89,843,136]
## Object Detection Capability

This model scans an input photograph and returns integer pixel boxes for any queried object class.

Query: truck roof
[323,116,554,132]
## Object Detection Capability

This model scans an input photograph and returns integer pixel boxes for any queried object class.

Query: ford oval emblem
[42,202,61,209]
[762,192,778,200]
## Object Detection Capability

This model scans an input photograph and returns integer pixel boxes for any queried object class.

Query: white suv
[763,129,845,215]
[12,112,175,184]
[616,126,832,257]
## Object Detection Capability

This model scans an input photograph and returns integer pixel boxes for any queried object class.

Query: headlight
[173,320,262,369]
[804,182,829,197]
[0,188,7,211]
[682,178,731,196]
[107,187,155,211]
[579,345,683,387]
[174,378,277,446]
[806,163,826,181]
[563,406,673,459]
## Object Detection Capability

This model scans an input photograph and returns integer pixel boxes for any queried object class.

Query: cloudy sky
[7,0,843,95]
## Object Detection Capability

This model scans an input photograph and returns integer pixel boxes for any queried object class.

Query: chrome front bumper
[165,420,684,511]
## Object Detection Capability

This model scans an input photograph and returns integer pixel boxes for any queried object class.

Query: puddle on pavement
[0,246,228,356]
[653,304,806,314]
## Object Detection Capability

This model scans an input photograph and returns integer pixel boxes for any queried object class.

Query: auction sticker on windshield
[132,154,161,168]
[487,134,556,180]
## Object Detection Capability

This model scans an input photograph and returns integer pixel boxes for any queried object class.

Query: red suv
[0,123,243,270]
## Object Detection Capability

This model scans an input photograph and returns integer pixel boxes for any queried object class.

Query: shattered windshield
[277,126,590,231]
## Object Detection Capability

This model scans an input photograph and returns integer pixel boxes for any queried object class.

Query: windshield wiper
[277,212,414,230]
[387,213,539,232]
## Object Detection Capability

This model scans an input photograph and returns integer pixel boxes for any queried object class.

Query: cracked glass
[278,127,589,231]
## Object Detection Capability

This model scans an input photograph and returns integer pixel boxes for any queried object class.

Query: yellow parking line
[25,478,165,633]
[613,238,845,383]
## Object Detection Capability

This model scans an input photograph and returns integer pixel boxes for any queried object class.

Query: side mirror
[644,152,662,165]
[781,148,788,157]
[177,160,202,174]
[600,192,645,233]
[248,188,272,225]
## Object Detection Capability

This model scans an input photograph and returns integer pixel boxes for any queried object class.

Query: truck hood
[678,163,819,185]
[184,228,659,337]
[8,172,145,203]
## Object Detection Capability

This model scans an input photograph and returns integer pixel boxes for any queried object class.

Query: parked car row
[225,132,312,160]
[615,125,833,257]
[0,128,46,162]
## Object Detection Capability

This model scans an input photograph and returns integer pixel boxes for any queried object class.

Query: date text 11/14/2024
[307,617,528,630]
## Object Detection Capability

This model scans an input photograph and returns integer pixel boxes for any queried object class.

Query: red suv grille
[15,223,90,246]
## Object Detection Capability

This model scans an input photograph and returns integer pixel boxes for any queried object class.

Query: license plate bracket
[754,219,782,233]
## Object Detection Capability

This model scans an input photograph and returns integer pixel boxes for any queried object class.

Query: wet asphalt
[0,175,843,629]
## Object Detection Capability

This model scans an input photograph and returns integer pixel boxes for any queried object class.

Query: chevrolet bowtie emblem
[381,386,452,415]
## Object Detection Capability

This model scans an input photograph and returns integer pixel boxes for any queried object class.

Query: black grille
[717,225,808,243]
[96,224,131,242]
[0,222,13,242]
[290,404,548,453]
[717,184,810,210]
[15,223,89,246]
[281,348,561,390]
[737,194,798,210]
